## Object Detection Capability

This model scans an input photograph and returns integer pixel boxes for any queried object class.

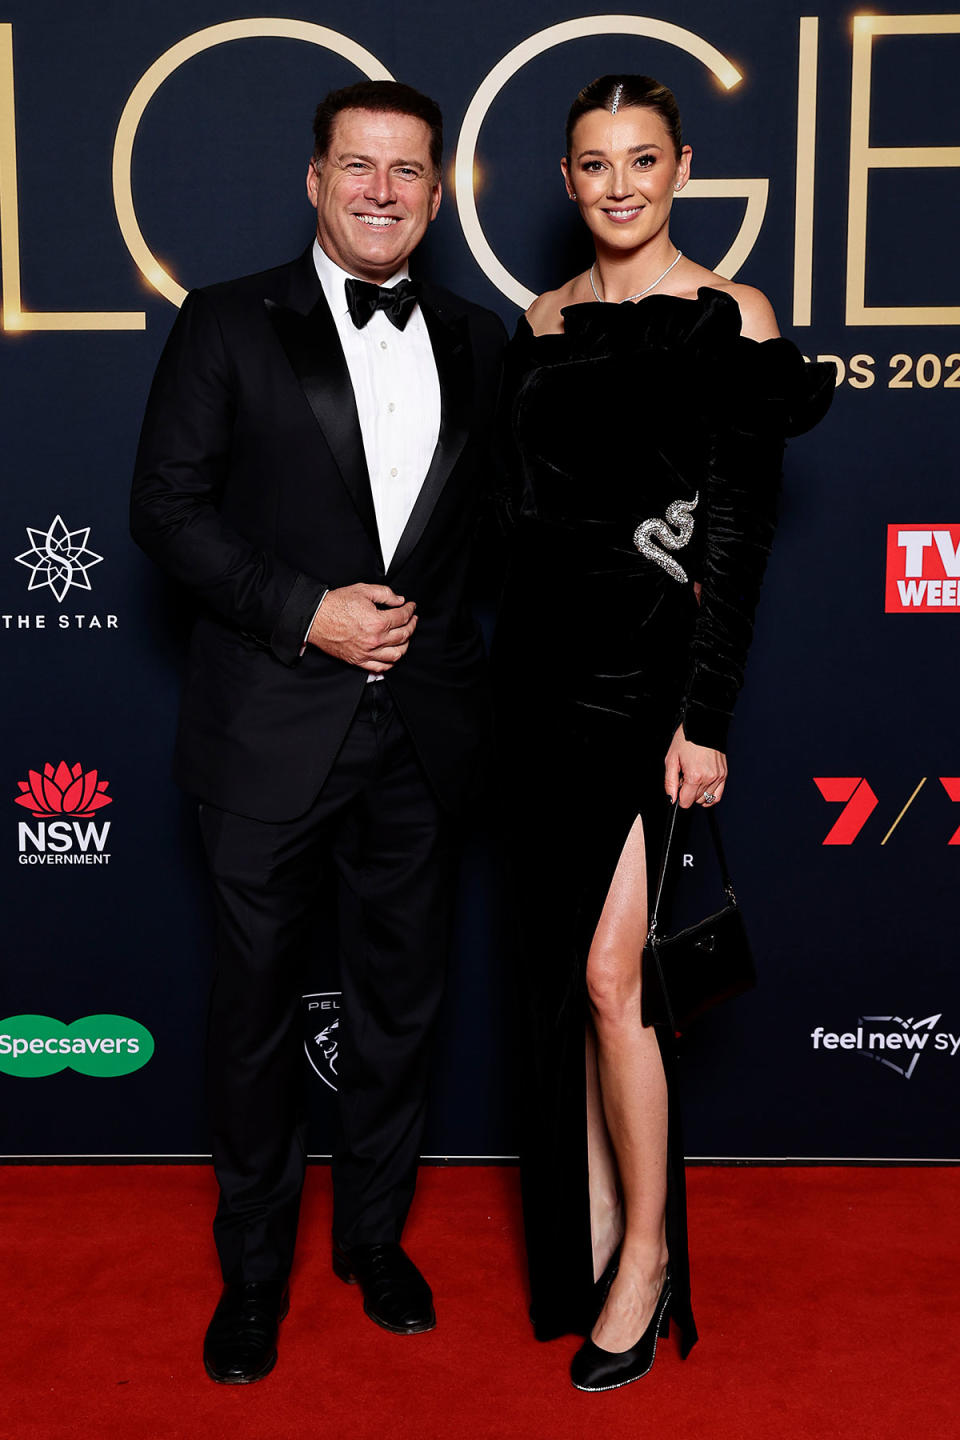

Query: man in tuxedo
[131,80,506,1384]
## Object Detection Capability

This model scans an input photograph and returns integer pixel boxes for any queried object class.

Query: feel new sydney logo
[811,1014,960,1080]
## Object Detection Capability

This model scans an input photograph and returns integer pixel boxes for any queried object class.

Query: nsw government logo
[303,991,340,1092]
[15,761,113,865]
[811,1014,960,1080]
[7,514,117,632]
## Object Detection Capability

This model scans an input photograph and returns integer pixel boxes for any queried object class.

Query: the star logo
[15,515,103,603]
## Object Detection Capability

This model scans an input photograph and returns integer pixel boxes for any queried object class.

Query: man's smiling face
[307,107,441,282]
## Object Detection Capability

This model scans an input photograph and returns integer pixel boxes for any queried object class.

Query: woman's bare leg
[586,1025,623,1278]
[586,815,670,1352]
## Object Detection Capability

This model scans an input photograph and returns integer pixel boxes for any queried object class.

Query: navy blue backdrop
[1,2,958,1162]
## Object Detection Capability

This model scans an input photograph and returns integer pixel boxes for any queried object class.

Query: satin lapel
[388,298,473,577]
[264,291,381,563]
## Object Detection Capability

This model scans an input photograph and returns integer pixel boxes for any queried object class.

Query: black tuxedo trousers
[201,681,455,1283]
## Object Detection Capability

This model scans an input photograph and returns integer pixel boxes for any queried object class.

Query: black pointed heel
[570,1275,672,1393]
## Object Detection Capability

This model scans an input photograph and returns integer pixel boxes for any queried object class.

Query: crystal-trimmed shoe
[570,1272,671,1393]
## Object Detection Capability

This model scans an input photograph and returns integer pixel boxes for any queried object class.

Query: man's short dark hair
[312,81,443,176]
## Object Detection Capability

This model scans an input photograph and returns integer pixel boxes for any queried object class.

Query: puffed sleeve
[678,339,835,751]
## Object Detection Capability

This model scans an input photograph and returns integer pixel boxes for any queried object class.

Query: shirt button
[380,340,388,350]
[388,402,396,413]
[390,467,398,477]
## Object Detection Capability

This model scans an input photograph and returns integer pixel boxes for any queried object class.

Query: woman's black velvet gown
[493,289,833,1350]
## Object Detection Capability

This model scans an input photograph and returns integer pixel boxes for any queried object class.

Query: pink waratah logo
[15,763,113,818]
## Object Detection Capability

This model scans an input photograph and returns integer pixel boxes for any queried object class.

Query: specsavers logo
[0,1014,154,1077]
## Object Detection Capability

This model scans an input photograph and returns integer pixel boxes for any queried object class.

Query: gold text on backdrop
[1,13,958,328]
[452,15,763,310]
[846,14,960,325]
[112,20,393,308]
[0,24,143,330]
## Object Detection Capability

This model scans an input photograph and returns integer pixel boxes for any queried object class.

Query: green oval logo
[0,1014,155,1078]
[0,1015,69,1077]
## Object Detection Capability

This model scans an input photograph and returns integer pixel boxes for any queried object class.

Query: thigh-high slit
[494,279,833,1355]
[502,699,698,1353]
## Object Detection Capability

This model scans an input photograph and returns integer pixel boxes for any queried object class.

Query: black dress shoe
[332,1242,436,1335]
[203,1281,290,1384]
[570,1274,671,1393]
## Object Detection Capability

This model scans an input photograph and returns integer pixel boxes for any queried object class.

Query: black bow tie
[345,277,420,331]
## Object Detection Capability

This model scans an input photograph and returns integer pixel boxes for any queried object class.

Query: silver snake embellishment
[633,492,698,584]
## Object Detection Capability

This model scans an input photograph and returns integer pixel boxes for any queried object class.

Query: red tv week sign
[886,525,960,612]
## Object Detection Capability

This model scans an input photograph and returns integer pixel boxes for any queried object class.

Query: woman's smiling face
[561,105,691,253]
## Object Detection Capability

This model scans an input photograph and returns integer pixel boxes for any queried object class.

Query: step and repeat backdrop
[1,2,958,1161]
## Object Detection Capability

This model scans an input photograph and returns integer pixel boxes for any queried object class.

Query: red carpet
[2,1164,956,1440]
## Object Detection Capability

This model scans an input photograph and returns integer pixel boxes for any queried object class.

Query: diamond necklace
[589,249,683,304]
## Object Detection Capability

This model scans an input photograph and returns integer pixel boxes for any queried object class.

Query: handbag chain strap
[648,801,737,940]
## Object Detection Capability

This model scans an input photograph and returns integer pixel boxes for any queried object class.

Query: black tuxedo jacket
[131,246,507,821]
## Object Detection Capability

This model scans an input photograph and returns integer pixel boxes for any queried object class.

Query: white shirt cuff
[300,588,329,656]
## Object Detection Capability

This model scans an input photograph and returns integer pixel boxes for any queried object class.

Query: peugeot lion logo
[302,991,340,1092]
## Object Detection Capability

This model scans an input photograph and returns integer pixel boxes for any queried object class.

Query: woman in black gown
[494,75,833,1391]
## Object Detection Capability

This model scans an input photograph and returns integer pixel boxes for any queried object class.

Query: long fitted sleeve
[130,289,328,666]
[680,339,835,750]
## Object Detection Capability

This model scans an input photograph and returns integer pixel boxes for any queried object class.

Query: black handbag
[641,800,756,1034]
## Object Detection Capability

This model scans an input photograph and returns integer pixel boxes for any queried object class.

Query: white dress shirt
[312,240,441,568]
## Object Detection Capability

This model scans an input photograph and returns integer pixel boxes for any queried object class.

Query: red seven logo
[814,777,960,845]
[940,779,960,845]
[813,778,879,844]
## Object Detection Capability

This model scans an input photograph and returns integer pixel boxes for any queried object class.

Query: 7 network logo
[814,776,960,845]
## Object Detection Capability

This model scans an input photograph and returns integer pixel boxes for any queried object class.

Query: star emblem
[15,515,103,603]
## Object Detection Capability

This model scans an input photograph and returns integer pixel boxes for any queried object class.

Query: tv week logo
[885,525,960,612]
[15,761,113,865]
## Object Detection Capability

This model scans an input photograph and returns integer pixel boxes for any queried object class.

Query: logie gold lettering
[792,18,819,326]
[846,14,960,325]
[4,13,960,330]
[112,19,393,307]
[453,16,766,309]
[0,23,144,330]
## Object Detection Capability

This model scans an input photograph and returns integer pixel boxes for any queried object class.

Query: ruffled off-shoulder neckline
[518,285,737,339]
[514,286,835,438]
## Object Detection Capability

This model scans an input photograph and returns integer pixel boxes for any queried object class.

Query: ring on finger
[702,792,717,805]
